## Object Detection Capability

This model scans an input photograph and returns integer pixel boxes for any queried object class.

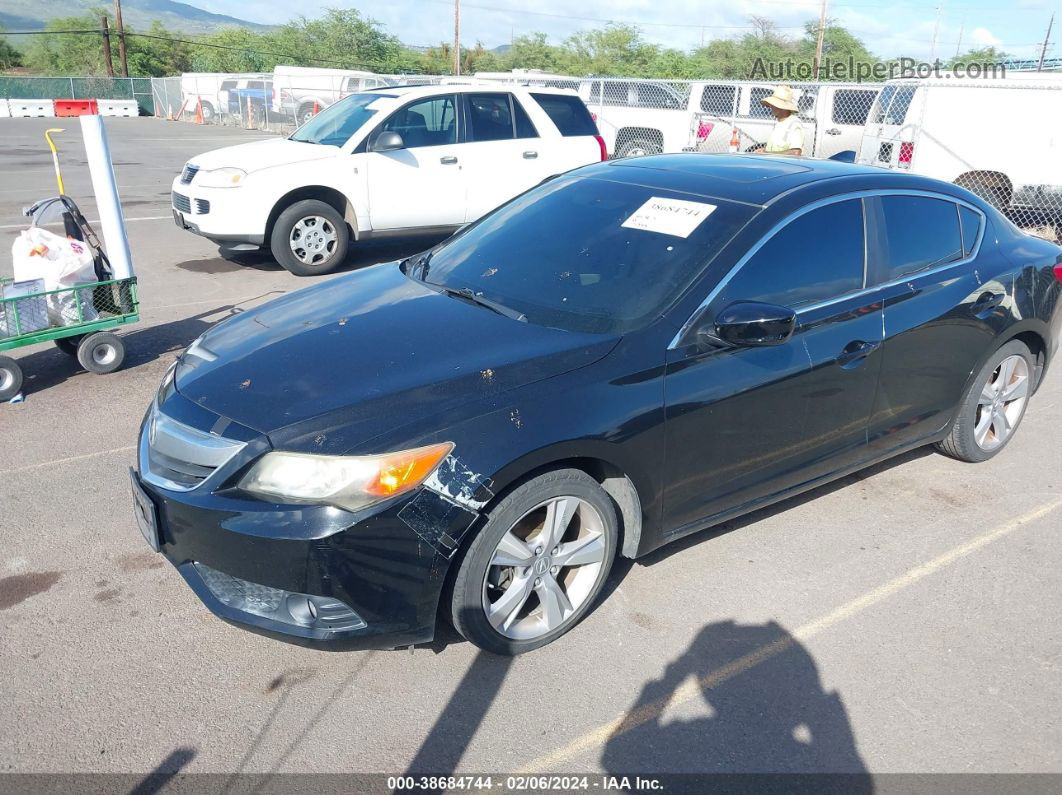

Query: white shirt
[765,114,805,154]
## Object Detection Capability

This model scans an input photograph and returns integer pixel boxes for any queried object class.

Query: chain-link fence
[0,76,153,115]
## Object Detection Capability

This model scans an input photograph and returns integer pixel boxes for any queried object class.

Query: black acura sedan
[132,155,1062,655]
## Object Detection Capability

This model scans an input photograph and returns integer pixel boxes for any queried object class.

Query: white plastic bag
[11,227,98,325]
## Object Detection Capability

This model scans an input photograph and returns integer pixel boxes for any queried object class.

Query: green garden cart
[0,195,139,402]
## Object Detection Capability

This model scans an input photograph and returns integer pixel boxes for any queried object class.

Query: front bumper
[170,175,266,246]
[132,398,481,651]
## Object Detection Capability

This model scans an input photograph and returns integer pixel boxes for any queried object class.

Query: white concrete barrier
[0,99,10,118]
[97,99,139,117]
[8,99,55,118]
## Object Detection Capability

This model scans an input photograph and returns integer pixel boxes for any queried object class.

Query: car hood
[174,263,619,445]
[189,137,335,173]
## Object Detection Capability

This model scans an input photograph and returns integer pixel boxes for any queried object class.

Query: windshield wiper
[403,251,433,280]
[438,286,527,322]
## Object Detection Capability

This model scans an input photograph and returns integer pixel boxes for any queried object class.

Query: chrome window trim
[668,188,987,349]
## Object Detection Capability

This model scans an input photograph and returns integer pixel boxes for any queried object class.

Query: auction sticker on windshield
[621,196,717,238]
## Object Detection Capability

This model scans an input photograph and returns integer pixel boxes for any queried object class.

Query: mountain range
[1,0,268,35]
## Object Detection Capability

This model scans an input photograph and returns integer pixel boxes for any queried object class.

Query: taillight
[594,134,607,161]
[1054,256,1062,284]
[590,112,597,122]
[898,141,914,168]
[697,121,713,140]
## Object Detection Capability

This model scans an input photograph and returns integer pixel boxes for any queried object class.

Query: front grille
[877,142,893,163]
[194,198,210,215]
[172,191,191,214]
[180,164,199,184]
[141,404,246,492]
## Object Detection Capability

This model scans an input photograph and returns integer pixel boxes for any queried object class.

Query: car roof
[366,83,578,98]
[573,154,948,206]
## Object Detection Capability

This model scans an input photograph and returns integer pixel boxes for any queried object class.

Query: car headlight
[238,442,454,512]
[196,167,247,188]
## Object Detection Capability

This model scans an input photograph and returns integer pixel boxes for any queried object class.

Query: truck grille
[172,191,191,214]
[141,404,246,492]
[180,164,199,184]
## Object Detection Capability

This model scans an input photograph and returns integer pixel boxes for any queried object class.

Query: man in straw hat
[754,85,805,156]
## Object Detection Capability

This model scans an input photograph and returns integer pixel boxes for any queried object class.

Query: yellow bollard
[44,128,66,195]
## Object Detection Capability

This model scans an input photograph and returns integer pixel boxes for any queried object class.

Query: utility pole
[101,16,114,77]
[113,0,129,77]
[954,20,964,59]
[1037,13,1055,71]
[453,0,461,76]
[813,0,828,78]
[929,4,942,62]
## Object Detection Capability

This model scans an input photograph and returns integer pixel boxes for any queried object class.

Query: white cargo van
[271,65,394,126]
[857,73,1062,222]
[577,79,878,159]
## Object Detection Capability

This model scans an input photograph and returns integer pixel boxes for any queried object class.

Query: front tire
[936,340,1034,462]
[270,199,349,276]
[449,469,618,655]
[0,355,23,401]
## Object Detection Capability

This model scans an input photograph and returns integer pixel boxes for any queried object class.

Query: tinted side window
[959,205,982,257]
[512,97,538,138]
[721,200,865,309]
[880,196,963,280]
[467,93,515,142]
[530,93,598,136]
[833,89,877,125]
[383,95,457,148]
[700,84,736,115]
[748,87,774,119]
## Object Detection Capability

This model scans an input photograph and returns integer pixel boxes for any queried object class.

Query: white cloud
[970,27,1003,47]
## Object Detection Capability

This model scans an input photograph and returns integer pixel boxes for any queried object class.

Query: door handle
[972,291,1005,317]
[523,150,538,159]
[826,128,842,135]
[440,156,458,165]
[836,340,880,369]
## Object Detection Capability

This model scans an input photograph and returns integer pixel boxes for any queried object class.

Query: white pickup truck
[578,79,878,160]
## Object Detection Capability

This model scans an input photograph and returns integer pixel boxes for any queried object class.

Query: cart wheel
[0,355,23,401]
[55,335,84,357]
[77,332,126,374]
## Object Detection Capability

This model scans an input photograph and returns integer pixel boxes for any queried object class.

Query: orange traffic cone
[728,127,740,153]
[312,98,320,116]
[194,98,204,125]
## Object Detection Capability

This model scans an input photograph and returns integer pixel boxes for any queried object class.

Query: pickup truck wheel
[297,104,317,126]
[200,101,215,121]
[270,199,349,277]
[615,137,661,158]
[955,174,1011,210]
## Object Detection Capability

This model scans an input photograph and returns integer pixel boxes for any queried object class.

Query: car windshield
[289,93,390,147]
[409,175,757,334]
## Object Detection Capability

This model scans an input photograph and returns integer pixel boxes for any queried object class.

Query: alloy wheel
[482,496,607,640]
[974,354,1030,451]
[289,216,338,266]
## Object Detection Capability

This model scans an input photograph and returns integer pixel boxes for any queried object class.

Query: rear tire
[955,174,1011,210]
[0,355,23,401]
[449,469,618,655]
[270,199,349,277]
[936,340,1033,463]
[77,332,125,375]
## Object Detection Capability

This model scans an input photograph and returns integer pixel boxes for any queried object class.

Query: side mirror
[708,301,797,347]
[371,131,405,152]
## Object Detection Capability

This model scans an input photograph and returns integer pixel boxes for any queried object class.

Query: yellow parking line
[518,493,1062,773]
[0,445,136,476]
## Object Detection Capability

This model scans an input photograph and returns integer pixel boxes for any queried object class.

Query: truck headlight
[197,167,247,188]
[238,442,454,512]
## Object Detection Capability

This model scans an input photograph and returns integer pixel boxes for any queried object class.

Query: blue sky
[190,0,1059,60]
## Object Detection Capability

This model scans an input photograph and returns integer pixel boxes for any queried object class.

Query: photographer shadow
[601,620,871,790]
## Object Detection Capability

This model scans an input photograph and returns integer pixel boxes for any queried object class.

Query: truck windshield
[409,175,756,334]
[290,93,390,147]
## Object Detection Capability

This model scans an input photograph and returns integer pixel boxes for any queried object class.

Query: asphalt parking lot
[2,117,1062,785]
